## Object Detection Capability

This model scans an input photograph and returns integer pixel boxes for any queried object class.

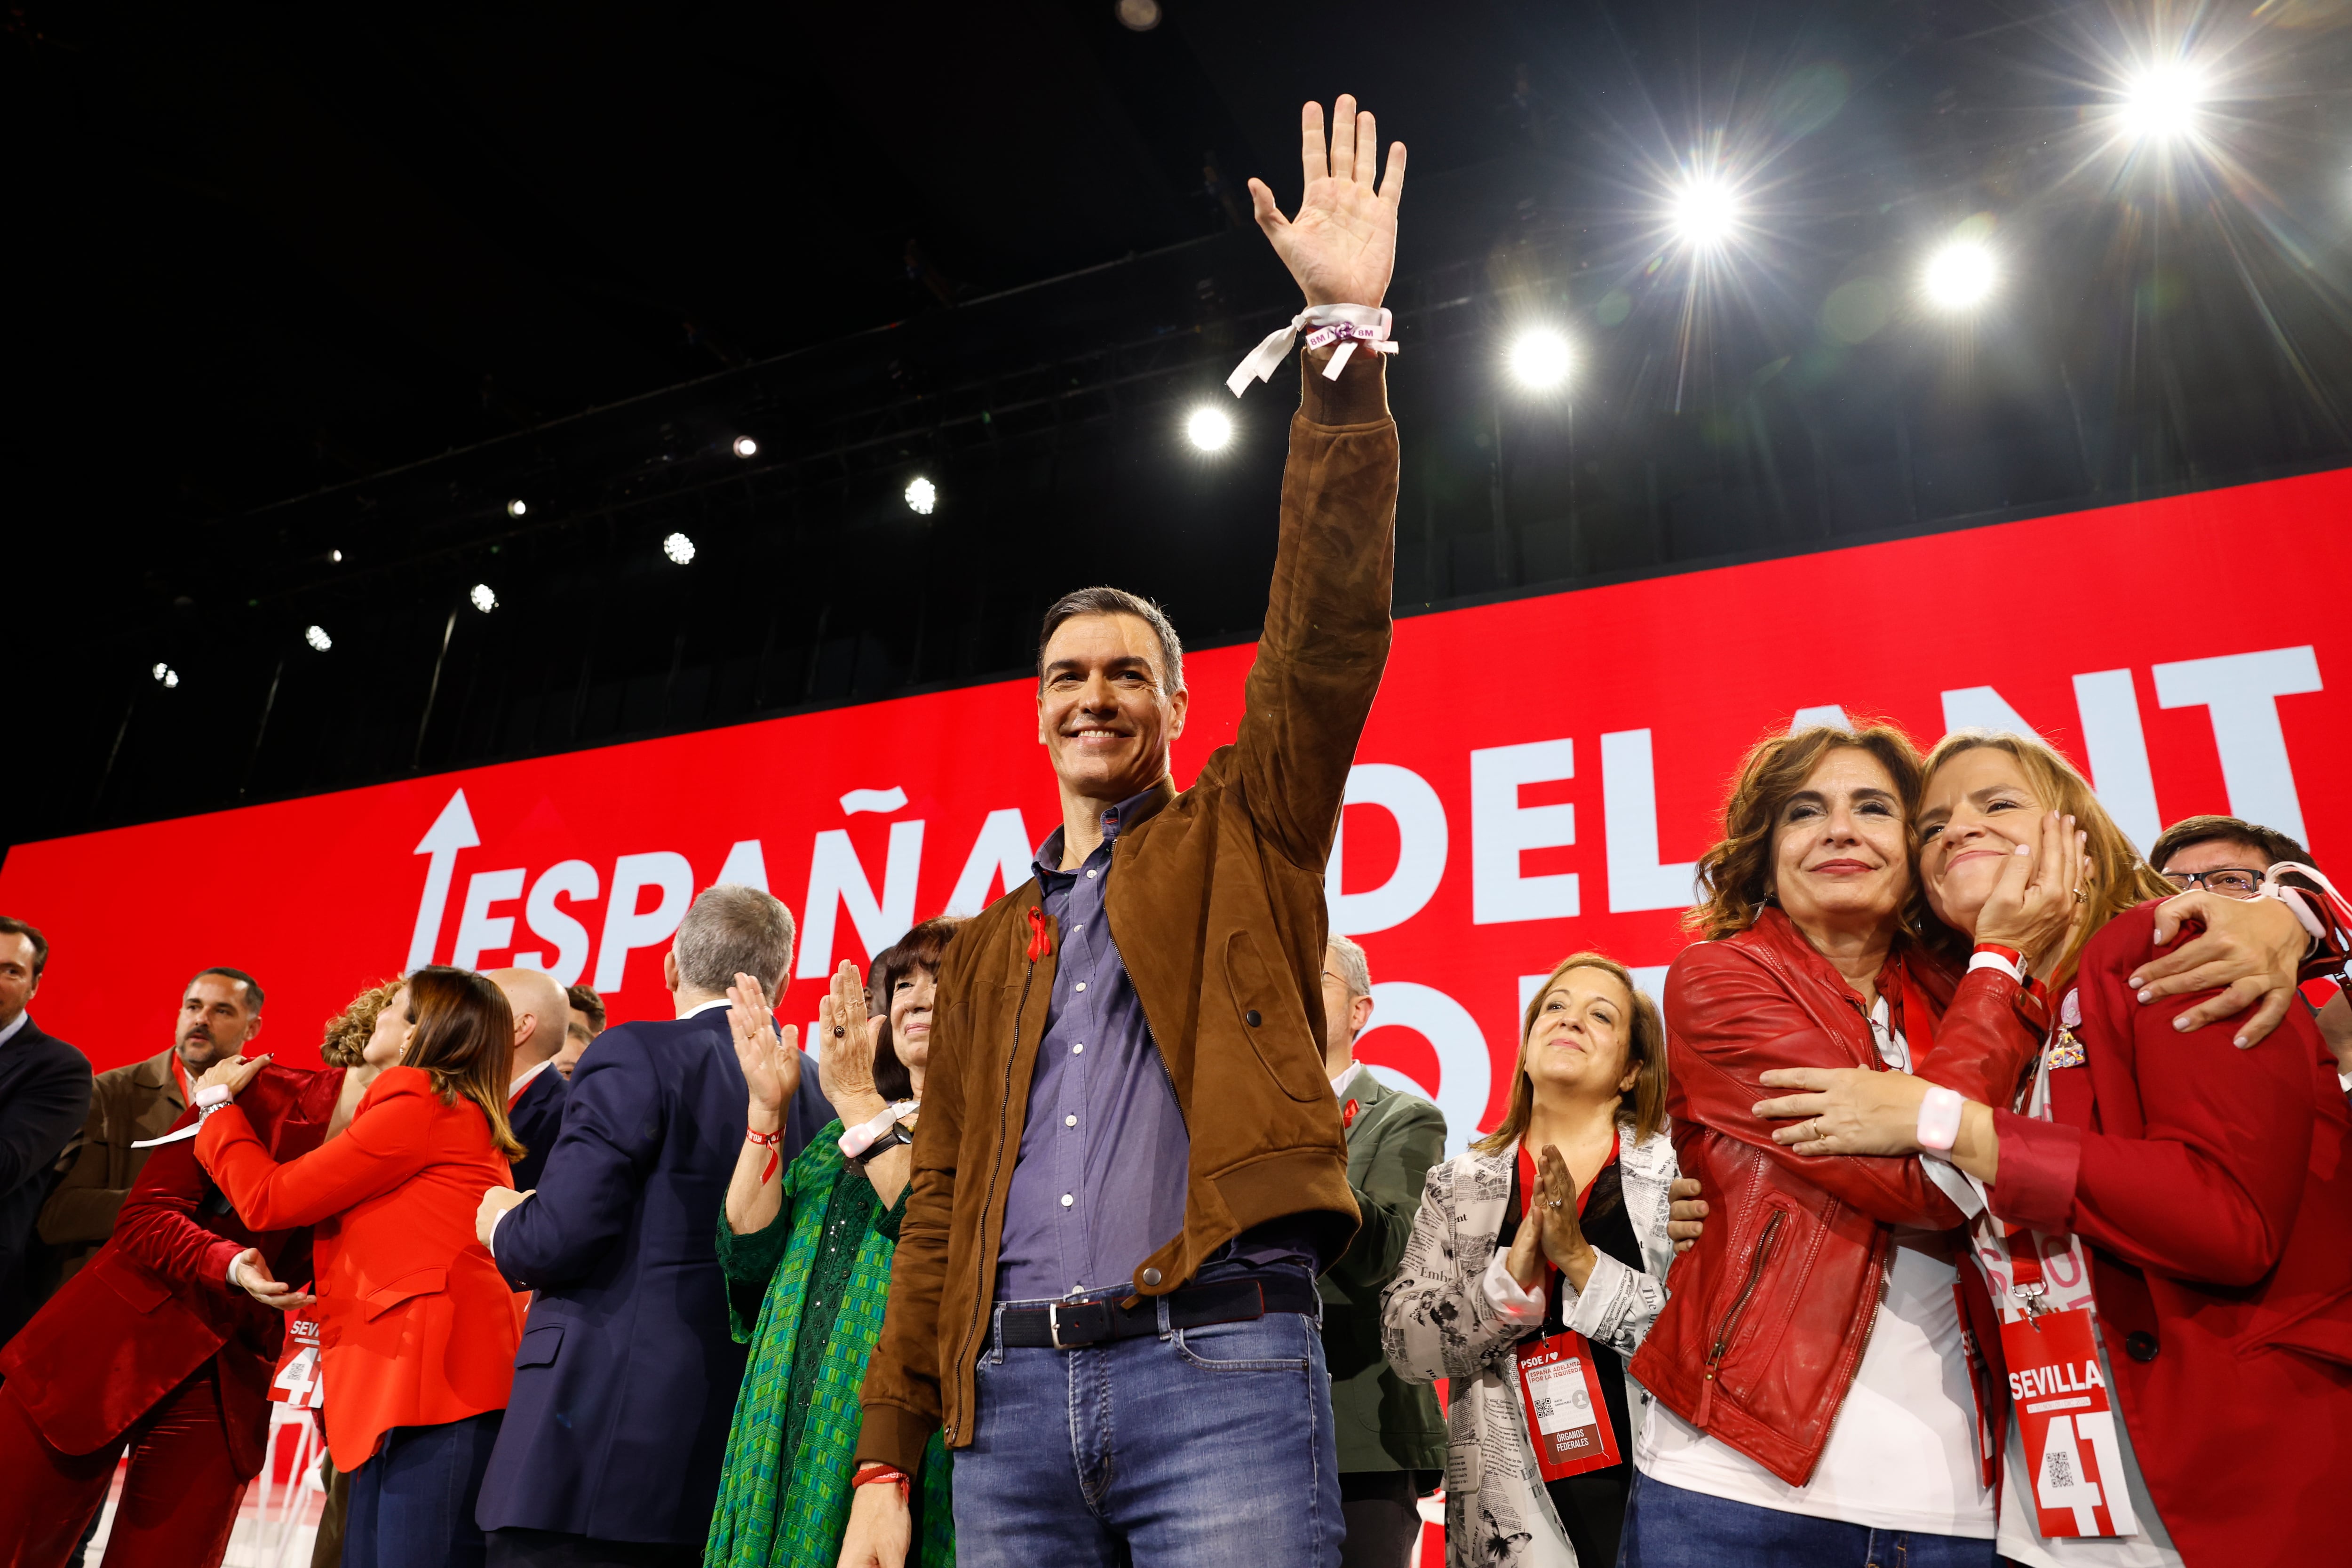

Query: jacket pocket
[98,1260,172,1315]
[1694,1197,1801,1425]
[1222,929,1327,1103]
[361,1266,447,1321]
[514,1323,564,1369]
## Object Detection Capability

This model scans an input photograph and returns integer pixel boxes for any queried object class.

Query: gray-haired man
[1318,935,1446,1568]
[474,884,818,1567]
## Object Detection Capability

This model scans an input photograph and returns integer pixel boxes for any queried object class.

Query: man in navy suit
[0,917,91,1347]
[488,968,574,1193]
[473,885,802,1568]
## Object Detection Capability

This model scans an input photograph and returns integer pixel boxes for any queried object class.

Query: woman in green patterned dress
[705,918,960,1568]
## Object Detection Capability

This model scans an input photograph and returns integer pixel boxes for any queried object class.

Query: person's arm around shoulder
[1325,1094,1444,1292]
[1668,943,1964,1229]
[1990,908,2319,1284]
[1224,96,1406,869]
[198,1061,438,1232]
[483,1023,667,1289]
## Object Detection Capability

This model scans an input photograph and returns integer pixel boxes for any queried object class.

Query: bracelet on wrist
[745,1127,783,1184]
[1969,942,2049,1005]
[851,1462,910,1497]
[1915,1085,1966,1153]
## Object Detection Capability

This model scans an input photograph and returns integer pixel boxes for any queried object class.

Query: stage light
[2118,64,2206,142]
[905,477,938,515]
[305,625,332,652]
[1670,177,1740,247]
[1507,328,1575,390]
[733,435,759,459]
[663,532,696,565]
[330,549,344,563]
[1921,241,1997,310]
[1116,0,1162,30]
[470,584,498,613]
[507,498,527,517]
[1186,407,1233,451]
[151,663,179,688]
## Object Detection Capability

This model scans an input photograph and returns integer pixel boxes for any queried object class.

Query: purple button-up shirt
[993,792,1319,1303]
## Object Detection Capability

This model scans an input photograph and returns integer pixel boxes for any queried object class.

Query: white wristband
[1916,1086,1965,1153]
[837,1100,919,1160]
[1226,304,1397,396]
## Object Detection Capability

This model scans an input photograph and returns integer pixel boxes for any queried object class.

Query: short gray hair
[674,885,795,995]
[1326,934,1371,999]
[1037,586,1185,693]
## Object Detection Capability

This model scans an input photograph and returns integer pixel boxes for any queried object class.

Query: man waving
[843,96,1406,1568]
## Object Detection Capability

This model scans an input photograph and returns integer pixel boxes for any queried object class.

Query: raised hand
[726,972,802,1125]
[1249,95,1406,309]
[1971,811,2088,979]
[815,960,888,1124]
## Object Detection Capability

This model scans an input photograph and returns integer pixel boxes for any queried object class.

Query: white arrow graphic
[407,789,481,971]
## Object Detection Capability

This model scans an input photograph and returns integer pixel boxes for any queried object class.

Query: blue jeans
[953,1289,1342,1568]
[1621,1470,1997,1568]
[346,1410,504,1568]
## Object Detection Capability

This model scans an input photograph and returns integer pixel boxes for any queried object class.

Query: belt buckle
[1049,1302,1074,1350]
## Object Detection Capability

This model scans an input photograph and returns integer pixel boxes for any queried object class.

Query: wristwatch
[850,1124,911,1168]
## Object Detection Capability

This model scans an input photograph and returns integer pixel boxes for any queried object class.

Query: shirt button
[1061,1194,1074,1208]
[1073,1043,1084,1054]
[1065,1114,1078,1127]
[2124,1331,2160,1363]
[1086,868,1098,879]
[1074,982,1087,992]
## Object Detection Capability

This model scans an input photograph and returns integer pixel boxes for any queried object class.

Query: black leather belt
[998,1276,1319,1350]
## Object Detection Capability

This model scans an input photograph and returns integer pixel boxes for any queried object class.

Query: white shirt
[0,1012,29,1051]
[1636,1001,1997,1539]
[509,1058,556,1098]
[1330,1060,1365,1099]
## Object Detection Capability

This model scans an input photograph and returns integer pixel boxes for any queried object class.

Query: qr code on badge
[2048,1449,2076,1488]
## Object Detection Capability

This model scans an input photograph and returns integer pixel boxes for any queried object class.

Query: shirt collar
[1330,1060,1365,1099]
[509,1057,556,1096]
[683,996,733,1019]
[0,1012,27,1051]
[1033,787,1161,881]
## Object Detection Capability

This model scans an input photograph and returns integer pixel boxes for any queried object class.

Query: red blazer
[1989,903,2352,1566]
[1631,907,2043,1483]
[0,1063,342,1477]
[197,1065,520,1469]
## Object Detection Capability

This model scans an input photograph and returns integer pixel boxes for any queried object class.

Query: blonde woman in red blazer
[1753,732,2352,1568]
[195,965,524,1568]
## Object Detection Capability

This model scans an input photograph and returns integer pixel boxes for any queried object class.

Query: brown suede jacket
[857,349,1398,1472]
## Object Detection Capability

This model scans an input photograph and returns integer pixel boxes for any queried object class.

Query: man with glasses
[2151,814,2352,1082]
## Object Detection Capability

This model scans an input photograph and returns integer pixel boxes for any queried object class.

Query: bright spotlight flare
[1921,241,1997,311]
[304,625,332,652]
[2118,63,2207,142]
[470,584,498,613]
[905,477,937,515]
[662,532,696,565]
[1670,176,1740,248]
[1509,329,1574,391]
[152,663,179,689]
[1186,407,1233,451]
[732,436,759,459]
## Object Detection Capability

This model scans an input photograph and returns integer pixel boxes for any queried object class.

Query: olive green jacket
[1320,1067,1447,1475]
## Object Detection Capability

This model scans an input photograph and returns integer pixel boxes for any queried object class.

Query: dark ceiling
[9,0,2352,852]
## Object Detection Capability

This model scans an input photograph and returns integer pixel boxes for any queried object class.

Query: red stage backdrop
[7,468,2347,1151]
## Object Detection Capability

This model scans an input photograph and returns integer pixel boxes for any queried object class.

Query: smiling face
[1918,746,2046,938]
[1036,613,1189,806]
[1768,746,1912,938]
[1523,966,1640,1108]
[888,963,938,1077]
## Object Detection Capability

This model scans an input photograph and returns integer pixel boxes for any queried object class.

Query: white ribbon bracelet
[132,1083,236,1148]
[837,1099,920,1160]
[1226,303,1397,396]
[1916,1085,1965,1153]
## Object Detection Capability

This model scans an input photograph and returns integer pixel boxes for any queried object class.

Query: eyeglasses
[2160,868,2265,899]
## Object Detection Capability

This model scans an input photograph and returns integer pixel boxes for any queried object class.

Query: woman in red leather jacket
[1751,732,2352,1568]
[194,965,522,1568]
[1622,722,2307,1568]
